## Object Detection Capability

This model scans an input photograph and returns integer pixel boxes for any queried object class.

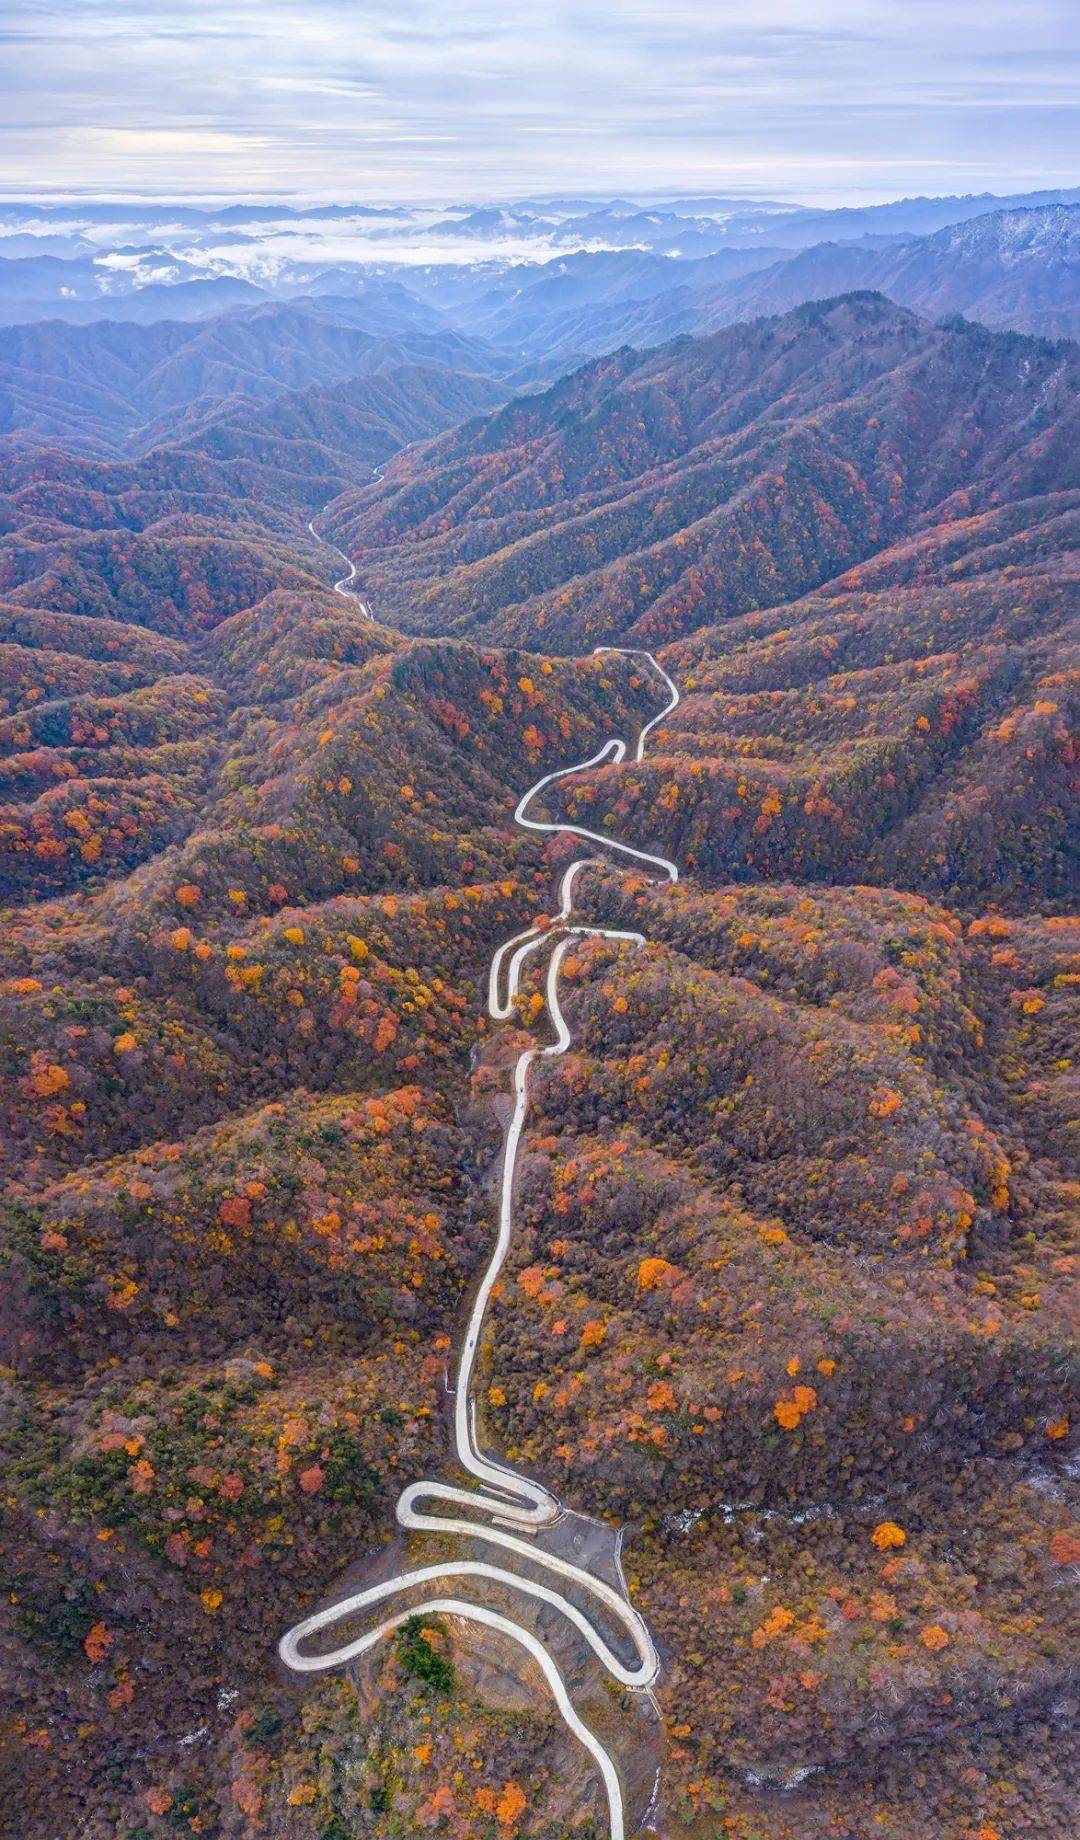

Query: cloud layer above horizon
[1,0,1076,202]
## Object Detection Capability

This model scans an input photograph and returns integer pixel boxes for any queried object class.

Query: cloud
[0,1,1076,200]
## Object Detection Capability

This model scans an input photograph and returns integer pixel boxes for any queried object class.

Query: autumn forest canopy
[0,190,1077,1840]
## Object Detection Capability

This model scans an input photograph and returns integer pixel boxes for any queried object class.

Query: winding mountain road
[281,525,680,1840]
[307,516,374,616]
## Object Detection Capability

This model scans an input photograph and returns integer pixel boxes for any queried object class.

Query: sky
[1,0,1077,204]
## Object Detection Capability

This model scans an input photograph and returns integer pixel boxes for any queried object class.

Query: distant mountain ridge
[0,303,508,455]
[412,203,1080,365]
[682,204,1080,344]
[326,292,1078,653]
[0,186,1077,344]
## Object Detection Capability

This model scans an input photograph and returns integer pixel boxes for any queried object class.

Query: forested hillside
[328,295,1077,654]
[0,518,666,1831]
[0,304,506,456]
[1,290,1076,1840]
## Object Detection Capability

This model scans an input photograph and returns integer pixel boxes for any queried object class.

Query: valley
[0,255,1075,1840]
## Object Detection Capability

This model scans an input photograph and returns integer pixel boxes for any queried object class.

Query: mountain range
[0,181,1076,1840]
[1,203,1077,484]
[326,292,1078,652]
[0,193,1078,354]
